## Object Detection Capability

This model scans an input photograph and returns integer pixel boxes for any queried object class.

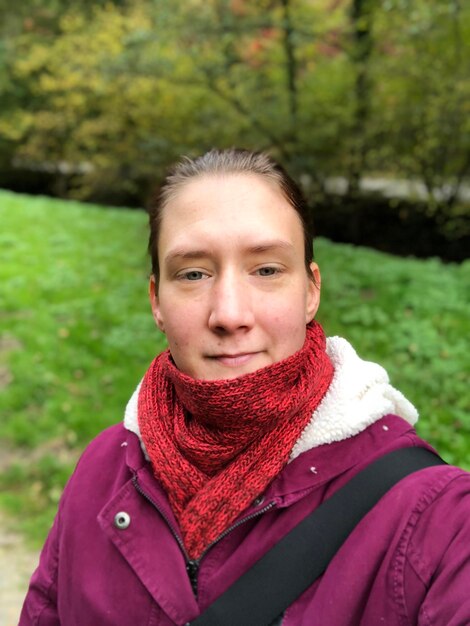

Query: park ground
[0,509,39,626]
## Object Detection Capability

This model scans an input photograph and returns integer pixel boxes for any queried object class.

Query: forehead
[158,173,304,254]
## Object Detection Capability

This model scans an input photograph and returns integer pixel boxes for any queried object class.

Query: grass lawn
[1,189,469,545]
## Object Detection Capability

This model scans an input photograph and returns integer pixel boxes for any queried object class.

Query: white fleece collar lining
[124,337,418,461]
[289,337,418,459]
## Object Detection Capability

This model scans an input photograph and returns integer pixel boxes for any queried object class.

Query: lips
[209,352,260,367]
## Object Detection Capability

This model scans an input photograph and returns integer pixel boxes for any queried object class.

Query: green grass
[1,189,469,545]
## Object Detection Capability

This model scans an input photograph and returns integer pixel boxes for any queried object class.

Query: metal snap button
[114,511,131,530]
[253,496,264,507]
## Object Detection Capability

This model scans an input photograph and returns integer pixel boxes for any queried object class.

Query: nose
[208,271,255,334]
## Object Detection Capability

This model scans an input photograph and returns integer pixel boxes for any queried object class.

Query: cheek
[265,287,308,325]
[159,302,204,358]
[157,291,196,336]
[264,301,308,348]
[162,319,189,349]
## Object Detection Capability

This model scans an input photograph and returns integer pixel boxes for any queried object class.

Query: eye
[180,270,206,281]
[256,266,279,277]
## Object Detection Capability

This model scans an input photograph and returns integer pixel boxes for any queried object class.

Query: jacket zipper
[132,475,189,557]
[132,474,275,597]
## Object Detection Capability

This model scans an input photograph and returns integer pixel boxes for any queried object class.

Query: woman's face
[150,173,320,380]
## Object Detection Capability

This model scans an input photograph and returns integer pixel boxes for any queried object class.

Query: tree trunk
[348,0,374,196]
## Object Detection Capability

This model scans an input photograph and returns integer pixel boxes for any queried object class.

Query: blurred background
[0,0,469,621]
[1,0,469,257]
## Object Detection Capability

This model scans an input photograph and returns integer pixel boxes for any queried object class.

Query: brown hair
[147,148,314,283]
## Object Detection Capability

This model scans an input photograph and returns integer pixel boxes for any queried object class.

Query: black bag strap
[188,446,446,626]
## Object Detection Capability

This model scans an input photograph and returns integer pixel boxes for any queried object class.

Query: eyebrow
[246,240,295,254]
[164,240,295,264]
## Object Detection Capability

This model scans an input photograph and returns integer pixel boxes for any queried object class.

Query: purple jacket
[20,414,470,625]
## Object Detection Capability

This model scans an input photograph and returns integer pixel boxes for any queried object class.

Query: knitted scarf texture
[138,321,334,560]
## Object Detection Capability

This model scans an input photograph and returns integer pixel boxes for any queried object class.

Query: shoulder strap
[188,446,446,626]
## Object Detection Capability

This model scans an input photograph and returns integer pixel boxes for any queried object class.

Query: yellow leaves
[30,111,66,133]
[0,111,34,142]
[39,71,85,94]
[14,43,51,77]
[60,11,87,34]
[57,3,152,60]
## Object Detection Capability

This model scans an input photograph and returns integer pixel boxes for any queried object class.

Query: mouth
[208,352,261,367]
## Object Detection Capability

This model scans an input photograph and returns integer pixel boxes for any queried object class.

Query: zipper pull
[186,559,199,597]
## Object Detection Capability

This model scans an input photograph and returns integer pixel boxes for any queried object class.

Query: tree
[0,0,468,219]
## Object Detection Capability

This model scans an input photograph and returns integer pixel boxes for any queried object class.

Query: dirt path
[0,435,79,626]
[0,510,40,626]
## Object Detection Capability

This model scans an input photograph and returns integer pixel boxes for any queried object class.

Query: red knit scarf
[138,321,334,560]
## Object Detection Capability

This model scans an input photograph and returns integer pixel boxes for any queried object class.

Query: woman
[21,149,470,625]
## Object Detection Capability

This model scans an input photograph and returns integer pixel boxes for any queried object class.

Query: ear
[306,262,321,323]
[149,275,165,333]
